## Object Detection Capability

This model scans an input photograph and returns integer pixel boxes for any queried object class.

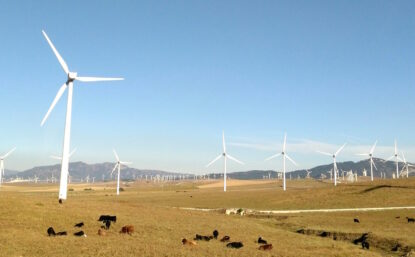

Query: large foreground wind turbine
[206,131,244,192]
[265,133,298,191]
[0,147,16,186]
[356,141,378,181]
[111,150,132,195]
[40,30,123,201]
[317,143,346,186]
[386,140,402,179]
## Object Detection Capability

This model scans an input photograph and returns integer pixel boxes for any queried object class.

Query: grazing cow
[182,238,197,246]
[74,231,87,237]
[213,230,219,239]
[354,218,360,223]
[226,242,243,249]
[396,216,400,219]
[220,236,230,242]
[98,229,106,236]
[105,220,111,230]
[74,222,84,228]
[194,234,211,241]
[362,241,370,250]
[407,217,415,223]
[353,233,368,245]
[47,227,56,236]
[56,231,67,236]
[259,244,273,251]
[98,215,117,223]
[59,199,62,204]
[120,225,134,235]
[258,237,267,244]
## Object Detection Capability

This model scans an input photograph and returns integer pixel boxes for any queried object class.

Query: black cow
[353,233,368,245]
[47,227,56,236]
[354,218,360,223]
[194,234,211,241]
[74,222,84,228]
[98,215,117,223]
[407,217,415,223]
[258,237,267,244]
[74,231,87,237]
[213,230,219,239]
[105,220,111,230]
[56,231,67,236]
[362,241,370,250]
[227,242,244,249]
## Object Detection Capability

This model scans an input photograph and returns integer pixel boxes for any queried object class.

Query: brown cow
[220,235,230,242]
[120,225,134,235]
[259,244,273,251]
[182,238,197,246]
[98,229,106,236]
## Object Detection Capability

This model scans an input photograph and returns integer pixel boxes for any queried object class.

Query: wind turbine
[0,147,16,186]
[400,152,413,178]
[40,30,123,201]
[265,133,298,191]
[206,131,244,192]
[356,141,378,181]
[317,143,346,186]
[386,140,402,179]
[111,150,132,195]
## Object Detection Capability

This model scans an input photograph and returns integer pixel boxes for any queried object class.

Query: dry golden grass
[0,178,414,257]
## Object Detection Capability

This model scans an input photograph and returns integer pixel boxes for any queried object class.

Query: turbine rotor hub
[68,72,78,81]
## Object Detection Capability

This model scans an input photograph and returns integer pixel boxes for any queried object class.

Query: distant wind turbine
[111,150,132,195]
[0,147,16,186]
[265,133,298,191]
[386,140,402,179]
[40,30,123,201]
[317,143,346,186]
[206,131,244,192]
[400,152,413,178]
[356,141,378,181]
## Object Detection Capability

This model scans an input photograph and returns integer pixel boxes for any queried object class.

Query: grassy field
[0,178,414,257]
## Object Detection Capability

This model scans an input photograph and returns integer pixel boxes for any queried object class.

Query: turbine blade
[1,147,16,159]
[206,154,222,168]
[42,30,69,74]
[50,155,62,160]
[371,158,377,170]
[370,140,377,154]
[222,131,226,153]
[265,152,281,161]
[395,140,398,155]
[40,83,67,126]
[285,154,298,166]
[401,152,407,163]
[227,154,244,165]
[355,153,368,156]
[110,163,118,175]
[283,133,287,152]
[316,150,332,156]
[113,149,120,162]
[120,161,132,165]
[386,155,395,161]
[69,148,77,158]
[335,143,347,156]
[76,76,124,82]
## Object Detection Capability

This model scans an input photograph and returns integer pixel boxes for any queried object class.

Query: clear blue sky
[0,1,414,173]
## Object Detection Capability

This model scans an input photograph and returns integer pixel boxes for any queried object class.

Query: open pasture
[0,178,415,257]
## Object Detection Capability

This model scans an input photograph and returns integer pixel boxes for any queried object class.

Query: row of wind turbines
[206,132,412,192]
[1,30,412,201]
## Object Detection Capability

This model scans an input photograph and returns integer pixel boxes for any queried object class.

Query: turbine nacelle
[68,72,78,81]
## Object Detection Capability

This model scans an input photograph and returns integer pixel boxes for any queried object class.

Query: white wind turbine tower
[400,152,413,178]
[386,140,402,179]
[265,133,298,191]
[40,30,123,201]
[356,141,378,181]
[111,150,132,195]
[0,147,16,186]
[317,143,346,186]
[206,131,244,192]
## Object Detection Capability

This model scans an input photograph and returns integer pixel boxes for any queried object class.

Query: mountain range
[3,158,413,182]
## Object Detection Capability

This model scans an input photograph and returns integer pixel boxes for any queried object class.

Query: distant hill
[226,158,413,180]
[5,161,185,182]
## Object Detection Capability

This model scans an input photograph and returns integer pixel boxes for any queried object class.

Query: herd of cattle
[182,229,273,251]
[47,215,134,237]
